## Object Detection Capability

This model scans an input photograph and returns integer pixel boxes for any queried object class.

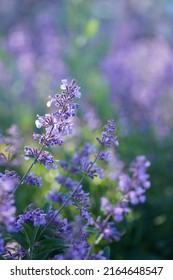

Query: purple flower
[89,251,106,260]
[0,125,23,167]
[32,209,47,227]
[24,146,58,169]
[94,216,120,242]
[112,202,129,222]
[118,174,131,193]
[0,171,18,231]
[118,156,151,205]
[55,175,77,190]
[23,172,42,187]
[12,205,47,231]
[97,151,111,162]
[101,197,129,222]
[0,237,5,255]
[46,190,66,204]
[96,120,119,147]
[28,79,81,173]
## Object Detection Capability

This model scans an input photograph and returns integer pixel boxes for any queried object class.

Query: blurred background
[1,0,173,259]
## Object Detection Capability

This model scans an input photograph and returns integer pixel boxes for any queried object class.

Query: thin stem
[9,144,45,199]
[9,125,55,198]
[38,156,98,238]
[85,213,112,259]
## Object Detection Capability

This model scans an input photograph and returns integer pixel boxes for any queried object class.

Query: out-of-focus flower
[96,120,119,147]
[0,125,23,167]
[0,171,18,231]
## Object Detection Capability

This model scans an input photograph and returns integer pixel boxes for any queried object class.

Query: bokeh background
[1,0,173,259]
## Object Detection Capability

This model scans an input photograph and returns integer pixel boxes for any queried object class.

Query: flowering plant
[0,79,151,260]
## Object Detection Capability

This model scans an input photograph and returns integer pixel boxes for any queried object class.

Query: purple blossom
[0,174,17,231]
[55,175,77,190]
[94,216,120,242]
[46,190,66,204]
[23,172,42,187]
[96,120,119,147]
[89,251,106,260]
[130,155,151,190]
[72,185,89,206]
[24,146,57,169]
[0,125,23,167]
[80,158,104,179]
[101,197,129,222]
[32,209,47,227]
[53,217,90,260]
[30,80,81,164]
[96,151,111,162]
[118,156,151,205]
[112,202,129,222]
[0,237,5,255]
[12,205,47,231]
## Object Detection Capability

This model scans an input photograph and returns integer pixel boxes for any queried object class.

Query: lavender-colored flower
[101,197,129,222]
[117,156,151,206]
[80,158,104,179]
[96,120,119,147]
[0,237,5,255]
[43,79,81,139]
[89,251,106,260]
[32,209,47,227]
[54,216,90,260]
[24,146,57,169]
[72,185,89,206]
[55,175,77,190]
[0,173,17,231]
[94,216,120,242]
[46,190,66,204]
[96,151,111,162]
[23,172,42,187]
[12,205,47,231]
[130,155,151,190]
[112,202,129,222]
[118,174,131,193]
[0,124,23,167]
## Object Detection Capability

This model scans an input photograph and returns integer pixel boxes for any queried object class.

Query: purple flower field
[0,0,173,260]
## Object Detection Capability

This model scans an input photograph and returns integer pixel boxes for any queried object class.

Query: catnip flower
[0,125,23,167]
[12,204,47,232]
[24,79,81,173]
[0,171,18,231]
[24,146,57,169]
[101,155,151,226]
[23,172,42,187]
[96,119,119,147]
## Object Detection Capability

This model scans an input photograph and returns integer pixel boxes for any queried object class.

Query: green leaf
[21,223,34,245]
[33,237,68,260]
[103,246,110,260]
[43,202,51,214]
[8,232,29,250]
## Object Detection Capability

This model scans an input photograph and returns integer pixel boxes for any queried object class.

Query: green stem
[9,144,45,199]
[9,125,55,199]
[38,156,98,239]
[85,213,112,259]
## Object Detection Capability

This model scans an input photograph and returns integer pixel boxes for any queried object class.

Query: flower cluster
[0,79,151,260]
[0,171,19,232]
[96,120,119,147]
[34,79,81,147]
[0,125,23,167]
[101,155,151,224]
[12,204,47,232]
